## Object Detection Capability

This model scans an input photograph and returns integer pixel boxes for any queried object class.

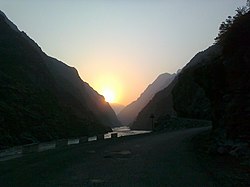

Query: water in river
[104,126,151,139]
[87,126,150,141]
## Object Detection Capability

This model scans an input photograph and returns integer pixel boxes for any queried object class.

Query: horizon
[0,0,246,105]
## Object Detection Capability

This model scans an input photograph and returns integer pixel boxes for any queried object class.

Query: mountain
[172,11,250,148]
[44,56,120,128]
[110,103,125,115]
[171,45,220,120]
[0,11,119,149]
[132,74,178,130]
[194,11,250,146]
[132,46,220,130]
[132,10,250,151]
[118,73,175,126]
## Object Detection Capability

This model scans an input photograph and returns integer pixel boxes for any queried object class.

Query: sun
[93,76,122,104]
[102,88,115,103]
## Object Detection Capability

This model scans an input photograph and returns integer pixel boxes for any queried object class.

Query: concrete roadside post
[150,114,155,131]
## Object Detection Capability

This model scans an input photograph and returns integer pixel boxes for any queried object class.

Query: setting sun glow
[89,74,123,104]
[102,88,115,103]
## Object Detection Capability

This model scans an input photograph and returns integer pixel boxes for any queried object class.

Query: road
[0,127,217,187]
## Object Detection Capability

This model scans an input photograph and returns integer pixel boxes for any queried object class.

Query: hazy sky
[0,0,246,105]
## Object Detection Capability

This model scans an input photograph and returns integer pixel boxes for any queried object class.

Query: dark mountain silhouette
[131,46,221,130]
[132,9,250,152]
[171,46,220,120]
[172,9,250,150]
[132,78,177,130]
[44,56,120,128]
[118,73,175,126]
[195,11,250,147]
[0,11,119,149]
[133,44,239,132]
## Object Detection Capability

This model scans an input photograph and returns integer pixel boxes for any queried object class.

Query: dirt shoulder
[192,130,250,186]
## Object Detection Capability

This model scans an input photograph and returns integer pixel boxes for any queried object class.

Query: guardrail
[0,132,118,161]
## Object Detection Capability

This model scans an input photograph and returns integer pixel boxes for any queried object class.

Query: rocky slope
[44,56,120,128]
[132,10,250,150]
[171,10,250,148]
[0,11,119,149]
[118,73,175,126]
[131,47,219,130]
[195,11,250,145]
[171,45,220,120]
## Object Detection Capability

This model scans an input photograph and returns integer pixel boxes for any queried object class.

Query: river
[88,126,151,141]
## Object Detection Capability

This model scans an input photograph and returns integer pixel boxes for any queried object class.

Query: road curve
[0,127,216,187]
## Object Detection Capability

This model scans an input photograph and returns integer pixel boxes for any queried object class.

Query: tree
[215,2,250,44]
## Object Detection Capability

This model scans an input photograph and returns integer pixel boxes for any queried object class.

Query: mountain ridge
[118,72,175,126]
[0,10,119,148]
[132,10,250,151]
[131,45,220,130]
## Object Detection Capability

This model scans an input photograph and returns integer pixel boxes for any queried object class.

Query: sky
[0,0,246,105]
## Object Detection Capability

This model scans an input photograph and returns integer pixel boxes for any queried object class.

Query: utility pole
[150,114,155,131]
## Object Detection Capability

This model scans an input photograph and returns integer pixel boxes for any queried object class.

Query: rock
[229,143,249,157]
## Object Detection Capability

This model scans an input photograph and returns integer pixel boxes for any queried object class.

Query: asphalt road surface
[0,127,218,187]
